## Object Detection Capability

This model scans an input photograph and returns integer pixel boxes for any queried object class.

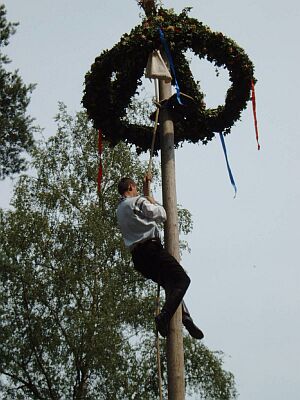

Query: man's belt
[130,237,160,252]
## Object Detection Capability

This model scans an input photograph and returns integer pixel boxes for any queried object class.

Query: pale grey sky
[1,1,300,399]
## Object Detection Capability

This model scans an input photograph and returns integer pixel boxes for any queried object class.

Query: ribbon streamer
[97,128,103,193]
[251,80,260,150]
[158,28,183,105]
[219,133,237,198]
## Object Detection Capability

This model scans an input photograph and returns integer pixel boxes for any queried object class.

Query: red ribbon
[251,80,260,150]
[97,129,103,193]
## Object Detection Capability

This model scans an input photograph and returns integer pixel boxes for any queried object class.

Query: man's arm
[143,173,157,204]
[140,198,167,222]
[140,174,166,222]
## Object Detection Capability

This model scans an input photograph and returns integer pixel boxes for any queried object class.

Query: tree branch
[21,282,58,399]
[0,367,44,400]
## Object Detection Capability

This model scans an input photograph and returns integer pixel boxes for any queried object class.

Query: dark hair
[118,177,136,195]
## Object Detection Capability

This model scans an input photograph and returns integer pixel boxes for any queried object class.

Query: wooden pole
[159,80,185,399]
[137,3,185,397]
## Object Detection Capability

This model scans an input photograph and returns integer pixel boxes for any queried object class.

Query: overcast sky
[1,1,300,399]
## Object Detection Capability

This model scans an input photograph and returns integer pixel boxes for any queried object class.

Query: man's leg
[155,280,190,337]
[131,239,202,338]
[154,247,191,337]
[182,301,204,340]
[155,249,204,339]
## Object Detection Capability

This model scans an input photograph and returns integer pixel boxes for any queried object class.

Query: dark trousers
[131,238,190,318]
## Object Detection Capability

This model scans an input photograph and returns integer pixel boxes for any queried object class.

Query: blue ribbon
[219,133,237,198]
[158,28,183,105]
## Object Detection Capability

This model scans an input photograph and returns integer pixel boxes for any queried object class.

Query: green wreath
[83,8,256,152]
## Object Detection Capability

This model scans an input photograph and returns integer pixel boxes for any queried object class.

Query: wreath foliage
[83,8,255,152]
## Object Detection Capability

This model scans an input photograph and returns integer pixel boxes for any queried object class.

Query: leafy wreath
[83,8,256,153]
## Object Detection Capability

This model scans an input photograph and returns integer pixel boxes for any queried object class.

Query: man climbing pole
[116,174,204,339]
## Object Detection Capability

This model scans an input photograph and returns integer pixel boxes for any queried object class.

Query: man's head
[118,177,138,197]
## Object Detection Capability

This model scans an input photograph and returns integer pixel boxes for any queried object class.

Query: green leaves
[0,4,18,57]
[0,5,36,179]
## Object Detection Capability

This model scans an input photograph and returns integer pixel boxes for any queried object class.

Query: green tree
[0,4,35,179]
[0,104,237,399]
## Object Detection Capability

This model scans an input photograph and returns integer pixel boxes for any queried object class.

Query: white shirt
[116,195,167,249]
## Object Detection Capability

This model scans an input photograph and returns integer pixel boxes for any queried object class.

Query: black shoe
[182,313,204,340]
[155,310,170,338]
